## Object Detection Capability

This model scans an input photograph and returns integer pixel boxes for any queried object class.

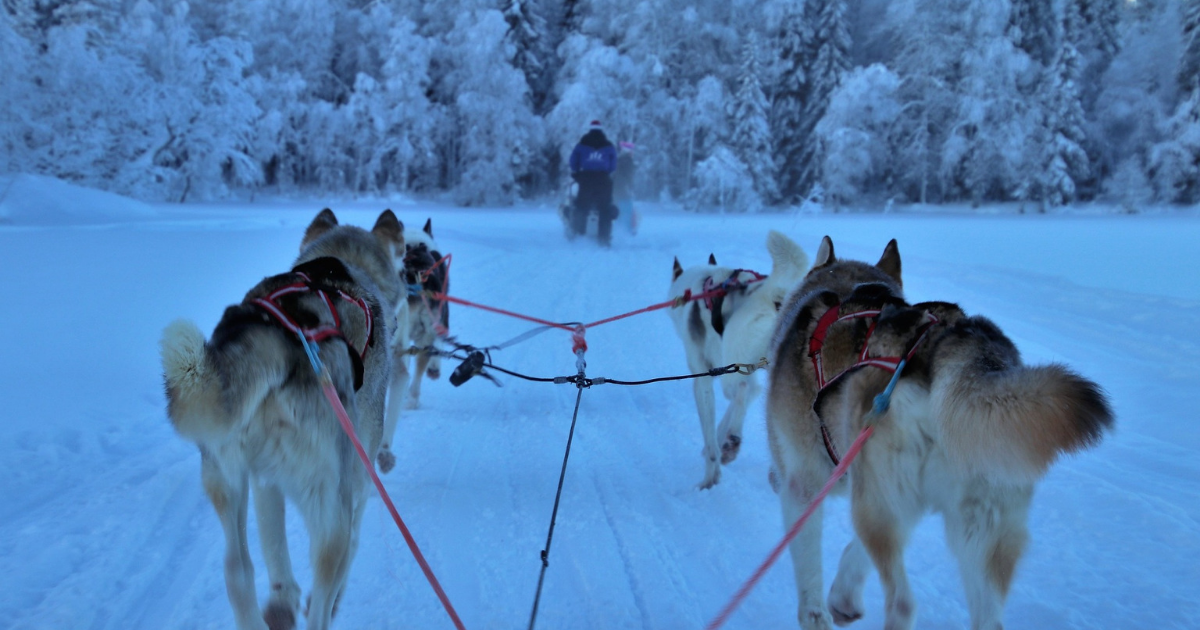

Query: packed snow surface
[1,181,1197,629]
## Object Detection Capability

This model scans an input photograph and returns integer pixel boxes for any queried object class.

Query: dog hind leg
[854,487,919,630]
[426,348,441,380]
[379,341,411,473]
[202,454,268,630]
[407,349,433,410]
[299,487,354,630]
[717,375,758,464]
[690,366,721,489]
[943,485,1031,630]
[781,472,835,630]
[254,482,302,630]
[330,490,370,619]
[828,537,871,626]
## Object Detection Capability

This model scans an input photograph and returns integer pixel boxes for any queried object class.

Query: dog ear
[373,209,405,253]
[672,257,683,281]
[876,239,902,286]
[708,253,717,265]
[813,236,835,268]
[423,218,433,238]
[302,208,339,248]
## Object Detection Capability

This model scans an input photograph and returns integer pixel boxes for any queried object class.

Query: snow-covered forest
[2,0,1198,210]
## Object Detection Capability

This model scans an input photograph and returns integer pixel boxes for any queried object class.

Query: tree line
[1,0,1197,210]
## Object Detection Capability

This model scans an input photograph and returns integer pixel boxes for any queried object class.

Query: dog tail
[932,318,1114,482]
[161,319,233,442]
[766,230,809,285]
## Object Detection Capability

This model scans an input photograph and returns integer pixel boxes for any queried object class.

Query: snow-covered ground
[1,177,1197,630]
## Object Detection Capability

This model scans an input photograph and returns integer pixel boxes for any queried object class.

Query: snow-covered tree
[1077,0,1122,64]
[504,0,555,114]
[942,2,1035,205]
[443,9,543,206]
[562,0,583,35]
[731,34,779,205]
[1148,89,1200,203]
[375,16,438,193]
[817,64,900,204]
[0,0,1188,209]
[887,0,966,203]
[1181,0,1200,94]
[691,145,760,212]
[0,8,31,174]
[1008,0,1059,66]
[1092,0,1182,189]
[796,0,851,197]
[1033,0,1090,207]
[771,4,813,203]
[19,9,157,191]
[113,1,261,201]
[1105,155,1155,212]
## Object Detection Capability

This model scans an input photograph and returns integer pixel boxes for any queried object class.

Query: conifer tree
[732,35,779,205]
[1039,1,1090,207]
[799,0,851,199]
[1008,0,1059,66]
[1181,0,1200,94]
[770,5,813,203]
[504,0,554,115]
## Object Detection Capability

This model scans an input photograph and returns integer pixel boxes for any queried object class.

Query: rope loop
[736,358,769,375]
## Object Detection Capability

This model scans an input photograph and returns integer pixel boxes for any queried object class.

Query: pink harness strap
[252,271,375,362]
[700,268,767,311]
[807,301,940,465]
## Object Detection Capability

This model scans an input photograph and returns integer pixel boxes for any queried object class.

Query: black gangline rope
[420,339,761,630]
[434,347,749,387]
[527,378,585,630]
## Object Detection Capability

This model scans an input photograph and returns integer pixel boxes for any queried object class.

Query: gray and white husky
[377,217,447,473]
[160,209,404,630]
[402,218,449,406]
[667,230,809,489]
[766,236,1113,630]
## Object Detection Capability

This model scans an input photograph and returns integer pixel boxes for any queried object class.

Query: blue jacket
[569,130,617,173]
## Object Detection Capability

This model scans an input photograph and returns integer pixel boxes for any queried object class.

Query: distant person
[613,141,638,235]
[568,120,617,246]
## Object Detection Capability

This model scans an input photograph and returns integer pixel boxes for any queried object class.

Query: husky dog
[404,218,449,405]
[377,218,447,473]
[667,231,809,489]
[767,236,1113,630]
[160,209,404,630]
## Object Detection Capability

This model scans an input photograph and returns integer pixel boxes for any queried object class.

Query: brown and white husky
[766,236,1113,630]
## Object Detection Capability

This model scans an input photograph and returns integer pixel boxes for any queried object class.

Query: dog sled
[557,181,639,243]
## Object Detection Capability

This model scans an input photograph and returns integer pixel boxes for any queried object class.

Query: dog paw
[404,396,420,410]
[829,599,864,626]
[719,434,742,464]
[264,601,297,630]
[696,467,721,490]
[426,366,440,380]
[376,448,396,473]
[799,606,835,630]
[828,579,866,626]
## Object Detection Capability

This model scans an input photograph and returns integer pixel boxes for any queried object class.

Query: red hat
[589,120,603,130]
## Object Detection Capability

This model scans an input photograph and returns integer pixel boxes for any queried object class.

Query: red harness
[252,271,375,364]
[807,302,940,465]
[701,268,767,311]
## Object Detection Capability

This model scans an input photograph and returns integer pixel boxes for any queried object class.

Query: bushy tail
[160,319,231,443]
[934,360,1114,483]
[766,230,809,287]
